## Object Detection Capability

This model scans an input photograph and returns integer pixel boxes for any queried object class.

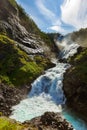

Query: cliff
[0,0,56,116]
[63,28,87,121]
[69,28,87,47]
[0,0,56,87]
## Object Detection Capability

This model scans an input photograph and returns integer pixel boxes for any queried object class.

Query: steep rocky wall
[0,0,55,57]
[63,48,87,121]
[68,28,87,47]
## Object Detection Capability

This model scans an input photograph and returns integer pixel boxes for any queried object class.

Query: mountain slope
[0,0,55,56]
[70,28,87,47]
[0,0,56,116]
[63,28,87,121]
[0,0,55,87]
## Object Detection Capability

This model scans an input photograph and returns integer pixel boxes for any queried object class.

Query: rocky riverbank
[26,112,74,130]
[0,112,74,130]
[0,83,30,116]
[63,47,87,121]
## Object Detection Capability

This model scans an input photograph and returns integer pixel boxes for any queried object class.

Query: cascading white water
[56,36,79,59]
[10,63,69,122]
[10,37,87,130]
[29,63,70,104]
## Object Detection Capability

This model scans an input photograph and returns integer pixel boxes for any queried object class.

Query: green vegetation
[8,0,17,8]
[0,117,23,130]
[74,49,87,61]
[1,0,54,50]
[0,0,55,87]
[34,55,53,69]
[0,117,39,130]
[72,28,87,40]
[0,34,52,86]
[69,48,87,84]
[17,4,40,34]
[40,32,54,47]
[17,4,54,48]
[71,28,87,47]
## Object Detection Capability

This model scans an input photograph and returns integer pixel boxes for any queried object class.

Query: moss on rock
[63,48,87,120]
[0,34,53,87]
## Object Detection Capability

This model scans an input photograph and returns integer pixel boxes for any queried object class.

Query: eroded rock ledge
[23,112,74,130]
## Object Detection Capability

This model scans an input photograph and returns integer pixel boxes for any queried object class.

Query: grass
[8,0,17,8]
[0,117,23,130]
[69,48,87,84]
[0,117,39,130]
[0,34,52,87]
[17,4,54,48]
[74,49,87,61]
[0,0,55,87]
[71,28,87,47]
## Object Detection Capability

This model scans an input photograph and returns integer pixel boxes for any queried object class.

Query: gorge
[0,0,87,130]
[10,36,87,130]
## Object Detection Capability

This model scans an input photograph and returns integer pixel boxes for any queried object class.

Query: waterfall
[10,37,78,122]
[10,37,81,125]
[10,63,70,122]
[56,36,80,59]
[29,63,70,104]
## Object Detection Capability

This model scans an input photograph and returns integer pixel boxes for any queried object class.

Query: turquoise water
[63,109,87,130]
[10,39,87,130]
[10,63,87,130]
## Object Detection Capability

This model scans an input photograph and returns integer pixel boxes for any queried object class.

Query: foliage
[34,55,53,69]
[0,117,39,130]
[17,4,54,47]
[69,48,87,84]
[0,34,52,86]
[17,4,40,34]
[0,117,23,130]
[71,28,87,47]
[0,0,55,86]
[8,0,17,8]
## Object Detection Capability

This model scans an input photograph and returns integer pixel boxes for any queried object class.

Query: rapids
[10,38,87,130]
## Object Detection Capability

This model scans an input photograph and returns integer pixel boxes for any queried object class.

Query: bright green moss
[73,61,87,83]
[74,49,87,61]
[0,117,23,130]
[10,62,43,86]
[0,117,39,130]
[8,0,17,8]
[69,49,87,84]
[0,34,51,87]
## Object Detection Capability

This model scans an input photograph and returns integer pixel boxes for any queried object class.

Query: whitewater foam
[10,63,69,122]
[10,37,86,130]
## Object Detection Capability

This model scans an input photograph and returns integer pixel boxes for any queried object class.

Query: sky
[16,0,87,34]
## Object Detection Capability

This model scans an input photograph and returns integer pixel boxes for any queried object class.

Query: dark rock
[62,45,87,122]
[0,83,30,116]
[25,112,74,130]
[0,0,55,57]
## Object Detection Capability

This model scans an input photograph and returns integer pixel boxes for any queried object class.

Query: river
[10,37,87,130]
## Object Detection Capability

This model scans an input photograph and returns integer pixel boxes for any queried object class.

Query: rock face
[68,28,87,48]
[24,112,74,130]
[0,83,27,116]
[0,0,56,116]
[0,0,55,56]
[63,47,87,121]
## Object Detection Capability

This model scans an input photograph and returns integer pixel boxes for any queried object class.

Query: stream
[10,38,87,130]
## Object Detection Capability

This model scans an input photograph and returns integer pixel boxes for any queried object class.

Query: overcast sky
[16,0,87,34]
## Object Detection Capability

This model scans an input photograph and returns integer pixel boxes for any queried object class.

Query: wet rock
[24,112,74,130]
[63,48,87,121]
[0,83,30,116]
